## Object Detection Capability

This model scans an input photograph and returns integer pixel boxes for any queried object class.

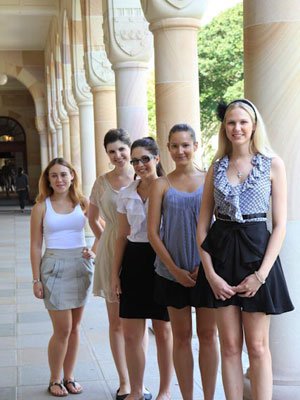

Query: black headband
[216,99,257,123]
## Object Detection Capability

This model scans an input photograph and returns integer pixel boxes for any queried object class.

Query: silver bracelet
[254,271,265,285]
[32,278,41,284]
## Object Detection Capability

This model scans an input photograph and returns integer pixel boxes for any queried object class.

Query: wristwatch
[32,278,41,284]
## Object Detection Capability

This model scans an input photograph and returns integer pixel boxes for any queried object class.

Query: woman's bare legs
[215,306,244,400]
[195,308,219,400]
[48,309,72,396]
[63,306,85,393]
[122,318,146,400]
[152,320,173,400]
[243,312,272,400]
[106,301,130,395]
[167,306,193,400]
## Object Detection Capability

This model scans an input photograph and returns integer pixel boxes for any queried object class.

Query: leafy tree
[198,2,244,165]
[147,69,156,137]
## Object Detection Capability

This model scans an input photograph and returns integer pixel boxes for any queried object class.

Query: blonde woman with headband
[196,99,294,399]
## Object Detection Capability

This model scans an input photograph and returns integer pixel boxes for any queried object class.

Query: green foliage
[147,69,156,138]
[198,2,244,165]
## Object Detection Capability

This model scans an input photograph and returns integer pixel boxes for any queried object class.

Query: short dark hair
[103,128,131,150]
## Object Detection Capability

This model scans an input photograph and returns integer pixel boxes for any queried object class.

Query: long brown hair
[36,158,86,211]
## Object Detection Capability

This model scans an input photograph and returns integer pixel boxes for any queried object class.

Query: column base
[244,375,300,399]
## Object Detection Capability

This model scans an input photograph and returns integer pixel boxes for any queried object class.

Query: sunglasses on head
[130,155,155,166]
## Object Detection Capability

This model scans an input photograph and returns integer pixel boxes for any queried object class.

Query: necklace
[232,160,244,179]
[230,155,253,180]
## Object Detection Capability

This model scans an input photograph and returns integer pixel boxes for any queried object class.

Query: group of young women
[30,99,293,400]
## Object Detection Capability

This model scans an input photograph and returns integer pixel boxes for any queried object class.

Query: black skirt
[154,273,200,309]
[119,241,169,321]
[194,220,294,315]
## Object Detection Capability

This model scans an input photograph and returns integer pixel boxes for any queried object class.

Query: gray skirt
[41,248,93,311]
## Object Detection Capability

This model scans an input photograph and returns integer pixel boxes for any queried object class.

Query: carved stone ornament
[73,72,93,103]
[87,50,115,86]
[165,0,195,8]
[113,7,151,56]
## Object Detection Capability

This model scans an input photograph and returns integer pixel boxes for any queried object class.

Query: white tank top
[43,197,86,249]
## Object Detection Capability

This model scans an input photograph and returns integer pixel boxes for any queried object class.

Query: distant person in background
[15,167,29,212]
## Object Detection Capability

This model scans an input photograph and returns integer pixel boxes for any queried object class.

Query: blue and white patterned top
[155,185,203,282]
[214,153,272,223]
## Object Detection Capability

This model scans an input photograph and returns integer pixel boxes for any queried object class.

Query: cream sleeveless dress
[90,174,123,302]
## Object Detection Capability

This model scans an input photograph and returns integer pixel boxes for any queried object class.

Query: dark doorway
[0,117,27,205]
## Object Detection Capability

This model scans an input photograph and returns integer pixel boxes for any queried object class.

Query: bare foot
[156,392,171,400]
[48,381,68,397]
[63,379,83,394]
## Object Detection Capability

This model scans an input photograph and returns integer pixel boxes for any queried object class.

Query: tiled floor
[0,208,248,400]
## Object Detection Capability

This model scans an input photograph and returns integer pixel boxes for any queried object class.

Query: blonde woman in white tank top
[30,158,94,397]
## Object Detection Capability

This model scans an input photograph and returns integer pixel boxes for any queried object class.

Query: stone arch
[0,53,46,124]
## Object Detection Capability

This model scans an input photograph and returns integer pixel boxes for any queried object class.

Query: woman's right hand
[33,282,44,299]
[207,273,236,301]
[172,267,197,287]
[111,274,122,301]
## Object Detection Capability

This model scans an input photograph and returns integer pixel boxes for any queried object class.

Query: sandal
[63,379,83,395]
[48,381,68,397]
[116,388,129,400]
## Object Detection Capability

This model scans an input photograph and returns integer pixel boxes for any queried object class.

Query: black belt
[217,213,267,221]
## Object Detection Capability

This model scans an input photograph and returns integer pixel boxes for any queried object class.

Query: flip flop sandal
[116,388,130,400]
[63,379,83,395]
[48,381,68,397]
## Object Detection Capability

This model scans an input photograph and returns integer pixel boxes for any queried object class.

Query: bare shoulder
[271,156,286,179]
[150,176,169,194]
[271,156,285,170]
[31,201,45,222]
[196,169,207,185]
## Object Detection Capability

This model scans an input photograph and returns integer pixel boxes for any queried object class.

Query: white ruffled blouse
[117,180,149,243]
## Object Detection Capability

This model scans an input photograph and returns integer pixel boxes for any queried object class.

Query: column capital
[84,49,115,87]
[102,0,153,65]
[35,115,47,133]
[62,88,79,116]
[141,0,207,22]
[72,71,93,105]
[149,17,201,32]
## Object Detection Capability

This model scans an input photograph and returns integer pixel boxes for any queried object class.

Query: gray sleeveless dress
[154,181,204,309]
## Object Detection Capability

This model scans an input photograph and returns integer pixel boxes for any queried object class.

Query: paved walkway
[0,208,246,400]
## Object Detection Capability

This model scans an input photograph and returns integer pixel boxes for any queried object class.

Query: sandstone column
[46,65,58,158]
[102,0,152,141]
[49,61,64,157]
[35,115,49,170]
[81,0,116,176]
[141,0,207,172]
[244,1,300,398]
[55,37,71,162]
[72,2,96,197]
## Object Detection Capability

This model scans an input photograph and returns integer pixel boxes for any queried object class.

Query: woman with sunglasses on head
[30,158,94,397]
[111,137,173,400]
[195,99,294,399]
[88,128,134,400]
[148,124,219,400]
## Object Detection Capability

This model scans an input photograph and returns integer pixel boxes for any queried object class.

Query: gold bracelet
[32,278,41,284]
[254,271,265,285]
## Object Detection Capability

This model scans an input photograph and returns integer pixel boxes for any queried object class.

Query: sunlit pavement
[0,208,245,400]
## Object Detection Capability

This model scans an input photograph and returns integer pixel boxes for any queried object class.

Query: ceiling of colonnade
[0,0,58,50]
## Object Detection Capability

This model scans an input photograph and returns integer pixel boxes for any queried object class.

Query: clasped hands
[209,273,262,301]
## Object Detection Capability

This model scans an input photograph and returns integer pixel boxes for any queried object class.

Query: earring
[108,162,114,170]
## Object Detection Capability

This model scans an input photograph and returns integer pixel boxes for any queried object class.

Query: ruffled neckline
[214,153,265,222]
